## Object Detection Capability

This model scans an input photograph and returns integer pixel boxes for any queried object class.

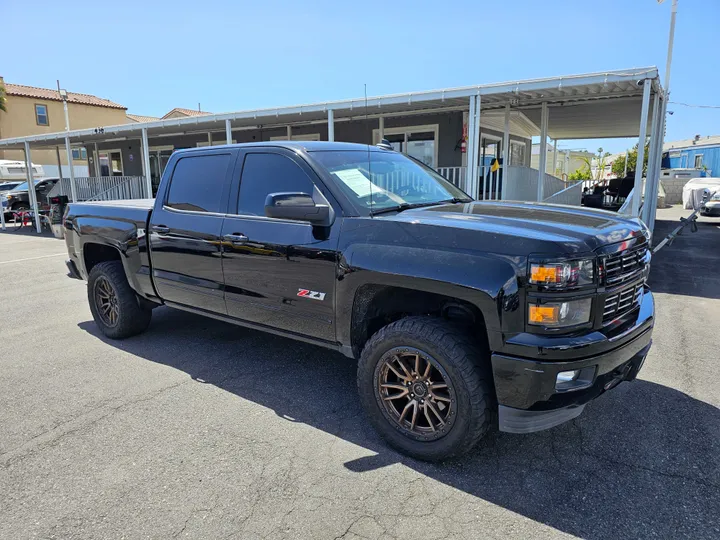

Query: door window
[166,154,231,213]
[237,153,315,216]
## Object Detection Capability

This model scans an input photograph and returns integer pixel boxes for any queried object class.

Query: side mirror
[264,192,332,226]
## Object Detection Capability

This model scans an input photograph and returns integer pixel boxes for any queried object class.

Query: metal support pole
[623,152,629,177]
[207,132,212,146]
[467,95,481,198]
[64,135,77,202]
[141,128,152,198]
[94,143,99,177]
[378,116,384,141]
[55,147,63,177]
[327,109,334,142]
[225,119,232,145]
[642,93,661,224]
[466,98,476,197]
[648,94,668,232]
[537,102,549,201]
[501,104,510,200]
[632,80,652,217]
[23,142,42,233]
[552,139,558,177]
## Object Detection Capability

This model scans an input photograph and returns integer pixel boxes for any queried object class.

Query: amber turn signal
[528,305,559,324]
[530,265,560,283]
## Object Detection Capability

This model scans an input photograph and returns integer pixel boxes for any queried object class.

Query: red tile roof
[126,113,160,123]
[162,107,212,119]
[4,83,126,110]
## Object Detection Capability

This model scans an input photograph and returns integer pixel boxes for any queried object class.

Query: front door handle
[152,225,170,234]
[223,233,249,244]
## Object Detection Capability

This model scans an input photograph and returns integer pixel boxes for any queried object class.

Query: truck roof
[174,141,386,155]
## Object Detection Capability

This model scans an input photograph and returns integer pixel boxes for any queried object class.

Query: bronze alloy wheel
[374,347,458,441]
[94,276,120,327]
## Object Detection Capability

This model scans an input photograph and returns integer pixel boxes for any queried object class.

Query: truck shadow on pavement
[78,311,719,539]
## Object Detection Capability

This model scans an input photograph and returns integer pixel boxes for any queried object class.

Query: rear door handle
[151,225,170,234]
[223,233,249,244]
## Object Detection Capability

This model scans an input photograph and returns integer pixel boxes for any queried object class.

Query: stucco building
[0,77,127,174]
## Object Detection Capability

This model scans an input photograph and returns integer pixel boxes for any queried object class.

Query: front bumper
[701,201,720,216]
[492,289,654,433]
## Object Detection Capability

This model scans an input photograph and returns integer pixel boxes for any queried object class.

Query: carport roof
[0,67,661,150]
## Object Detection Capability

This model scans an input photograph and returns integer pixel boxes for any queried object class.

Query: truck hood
[382,201,648,254]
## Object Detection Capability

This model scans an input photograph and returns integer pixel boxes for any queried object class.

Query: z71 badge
[297,289,326,301]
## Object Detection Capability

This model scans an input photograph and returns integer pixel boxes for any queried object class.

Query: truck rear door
[148,149,234,314]
[220,148,339,342]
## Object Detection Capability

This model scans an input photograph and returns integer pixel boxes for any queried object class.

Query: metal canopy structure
[0,67,665,233]
[0,67,660,150]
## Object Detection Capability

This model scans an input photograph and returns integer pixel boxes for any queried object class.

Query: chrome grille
[603,283,643,321]
[602,244,648,286]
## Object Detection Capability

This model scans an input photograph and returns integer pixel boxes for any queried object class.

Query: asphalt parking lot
[1,207,718,540]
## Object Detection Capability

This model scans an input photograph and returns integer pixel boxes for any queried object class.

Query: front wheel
[87,261,152,339]
[357,317,493,461]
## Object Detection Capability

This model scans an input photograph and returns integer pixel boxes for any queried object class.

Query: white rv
[0,159,45,181]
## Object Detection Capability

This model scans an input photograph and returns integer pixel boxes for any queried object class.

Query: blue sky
[3,0,719,153]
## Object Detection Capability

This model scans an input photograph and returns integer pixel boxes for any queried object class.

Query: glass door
[98,150,124,177]
[480,138,501,200]
[374,125,439,169]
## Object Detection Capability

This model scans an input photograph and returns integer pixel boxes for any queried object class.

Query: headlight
[529,258,594,288]
[528,298,592,328]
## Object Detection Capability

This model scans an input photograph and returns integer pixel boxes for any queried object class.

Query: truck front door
[148,150,234,315]
[220,149,339,342]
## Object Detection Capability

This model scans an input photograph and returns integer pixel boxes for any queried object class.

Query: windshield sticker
[333,168,386,198]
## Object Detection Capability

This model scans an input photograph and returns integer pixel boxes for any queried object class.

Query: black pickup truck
[64,141,654,460]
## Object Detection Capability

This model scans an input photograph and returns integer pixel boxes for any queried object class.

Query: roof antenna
[198,102,201,112]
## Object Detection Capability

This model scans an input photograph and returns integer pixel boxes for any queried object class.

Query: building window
[71,148,88,160]
[35,104,49,126]
[694,154,703,168]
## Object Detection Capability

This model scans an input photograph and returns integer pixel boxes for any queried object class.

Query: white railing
[48,176,148,202]
[502,166,575,203]
[436,167,466,189]
[543,181,583,206]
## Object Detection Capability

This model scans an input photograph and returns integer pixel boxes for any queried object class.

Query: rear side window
[237,153,315,216]
[166,154,230,213]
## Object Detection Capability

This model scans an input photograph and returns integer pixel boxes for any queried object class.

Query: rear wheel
[357,316,493,461]
[87,261,152,339]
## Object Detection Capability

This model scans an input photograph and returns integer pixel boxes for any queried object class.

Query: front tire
[87,261,152,339]
[357,317,493,461]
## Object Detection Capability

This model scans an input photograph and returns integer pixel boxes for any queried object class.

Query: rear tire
[87,261,152,339]
[357,316,493,461]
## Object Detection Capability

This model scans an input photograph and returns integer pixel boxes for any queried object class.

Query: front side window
[166,154,230,213]
[310,150,470,213]
[35,104,49,126]
[237,153,315,216]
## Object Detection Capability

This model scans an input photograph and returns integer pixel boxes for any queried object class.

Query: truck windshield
[7,180,41,192]
[311,150,471,214]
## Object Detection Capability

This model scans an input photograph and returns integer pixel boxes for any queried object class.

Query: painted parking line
[0,253,67,265]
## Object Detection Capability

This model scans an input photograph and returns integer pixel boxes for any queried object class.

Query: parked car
[63,142,655,461]
[2,177,60,216]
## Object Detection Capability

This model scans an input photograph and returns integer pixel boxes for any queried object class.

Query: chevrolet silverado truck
[64,141,654,461]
